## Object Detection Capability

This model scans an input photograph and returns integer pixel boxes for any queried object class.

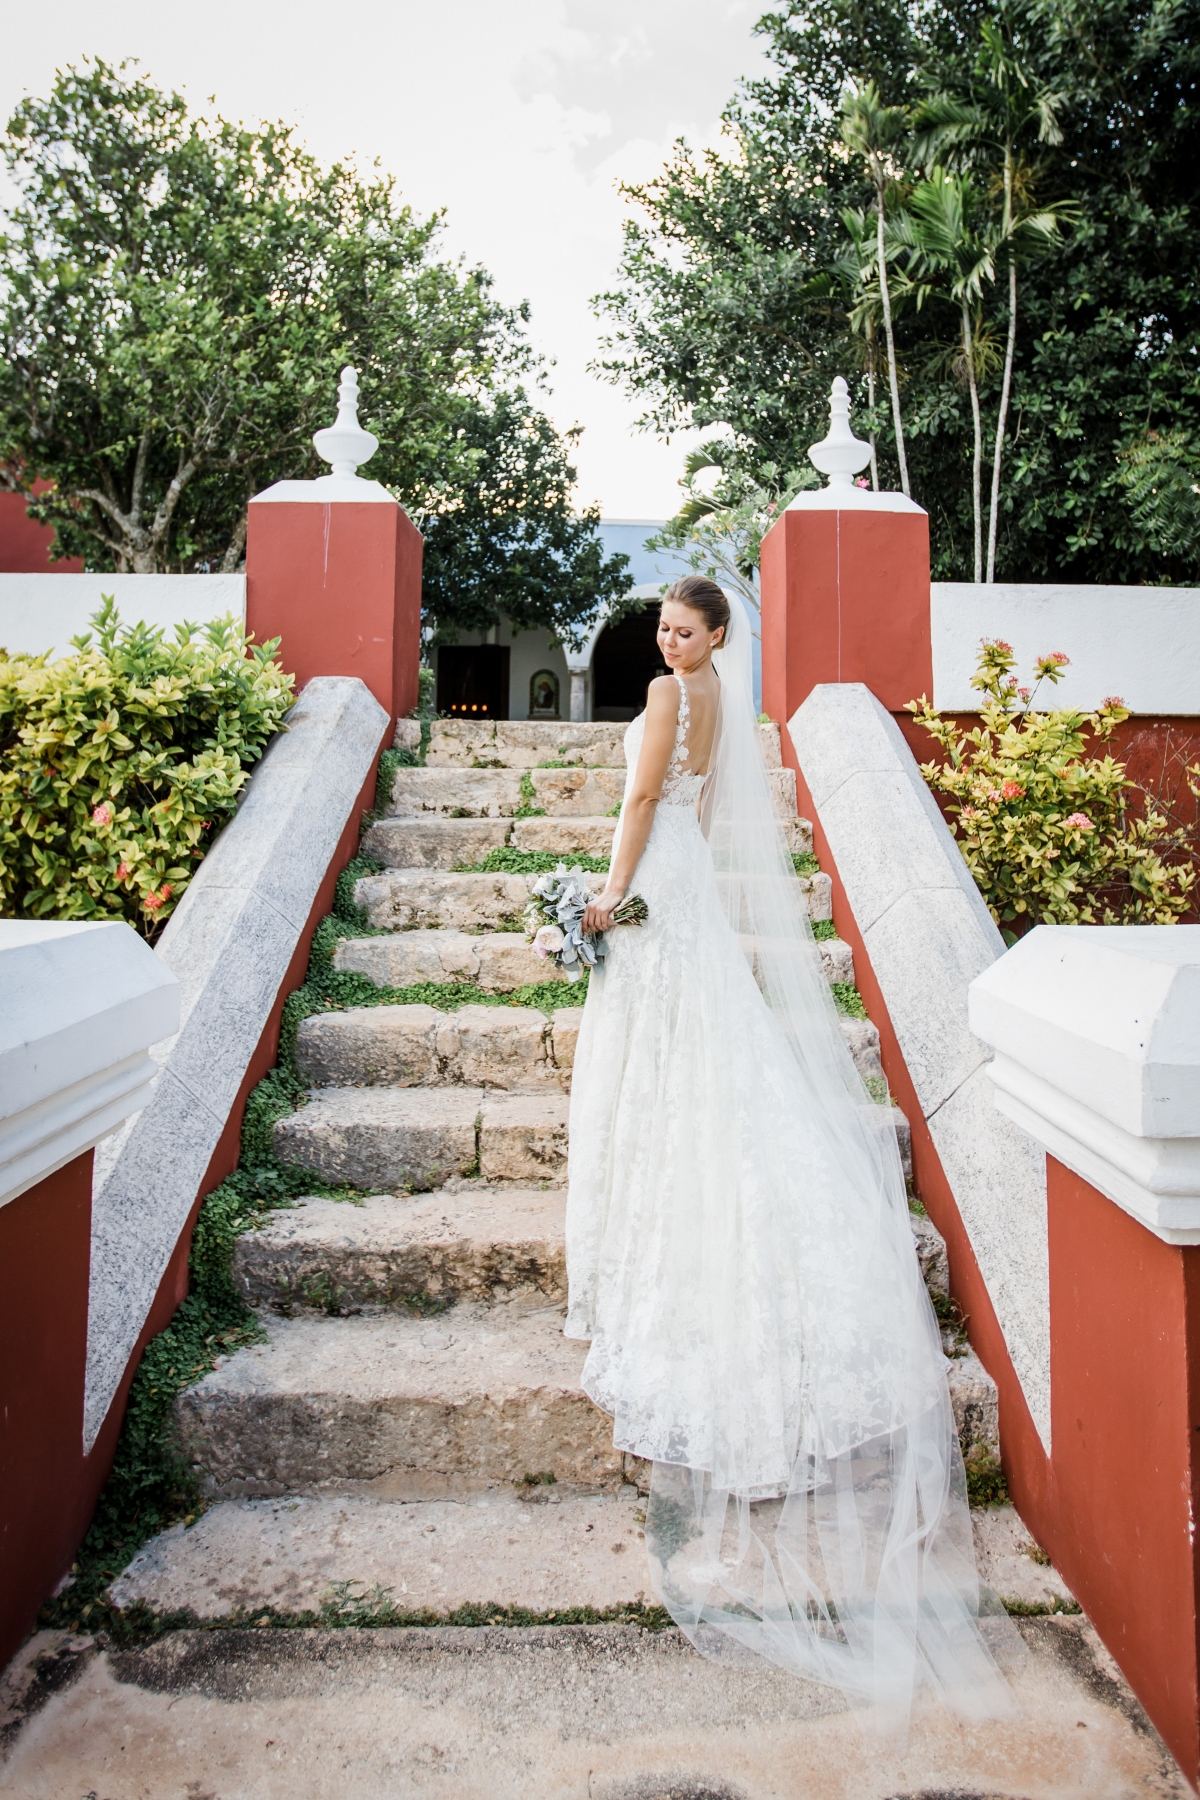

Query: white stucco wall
[0,573,247,660]
[932,583,1200,715]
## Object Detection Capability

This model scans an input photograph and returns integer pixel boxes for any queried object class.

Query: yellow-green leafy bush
[908,640,1194,936]
[0,598,294,933]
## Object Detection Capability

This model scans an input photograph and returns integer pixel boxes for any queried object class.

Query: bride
[565,575,1018,1728]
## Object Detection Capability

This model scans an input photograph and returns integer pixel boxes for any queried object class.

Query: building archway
[592,604,666,721]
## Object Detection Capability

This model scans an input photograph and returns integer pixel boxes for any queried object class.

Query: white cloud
[0,0,770,514]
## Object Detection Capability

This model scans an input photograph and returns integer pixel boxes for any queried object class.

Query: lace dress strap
[669,672,690,773]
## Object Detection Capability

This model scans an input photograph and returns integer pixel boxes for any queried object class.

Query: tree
[840,82,913,495]
[0,61,628,639]
[594,0,1200,585]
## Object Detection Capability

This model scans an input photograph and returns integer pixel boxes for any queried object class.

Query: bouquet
[524,864,648,981]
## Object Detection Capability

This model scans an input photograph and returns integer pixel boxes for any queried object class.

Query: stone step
[295,1005,582,1093]
[334,929,563,994]
[351,868,601,935]
[233,1188,567,1312]
[351,868,839,943]
[109,1488,651,1619]
[359,815,620,868]
[177,1302,623,1497]
[387,765,626,820]
[424,718,630,770]
[273,1088,570,1190]
[109,1491,1072,1625]
[420,716,788,773]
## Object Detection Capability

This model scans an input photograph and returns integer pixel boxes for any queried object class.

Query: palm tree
[840,82,913,498]
[898,171,1000,579]
[914,14,1067,578]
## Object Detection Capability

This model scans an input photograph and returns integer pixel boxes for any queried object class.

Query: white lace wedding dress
[565,602,1019,1729]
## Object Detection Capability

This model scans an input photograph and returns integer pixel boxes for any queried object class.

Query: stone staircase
[111,717,991,1625]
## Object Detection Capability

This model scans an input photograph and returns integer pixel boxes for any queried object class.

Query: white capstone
[970,926,1200,1244]
[788,376,924,514]
[0,921,179,1210]
[85,676,388,1451]
[253,367,394,505]
[790,684,1051,1449]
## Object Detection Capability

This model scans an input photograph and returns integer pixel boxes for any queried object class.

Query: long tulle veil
[644,590,1023,1731]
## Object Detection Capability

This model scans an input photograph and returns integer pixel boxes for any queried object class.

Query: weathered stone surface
[296,1006,442,1089]
[757,719,782,768]
[910,1210,949,1300]
[273,1088,481,1191]
[390,766,523,819]
[510,815,616,856]
[839,1016,884,1086]
[360,816,509,869]
[177,1303,623,1494]
[392,718,422,753]
[232,1188,566,1310]
[768,765,798,820]
[436,1005,552,1089]
[528,766,625,816]
[798,870,833,922]
[496,720,629,768]
[354,870,531,934]
[109,1490,649,1619]
[818,936,854,984]
[479,1093,570,1182]
[549,1007,585,1077]
[422,719,497,765]
[947,1344,1000,1450]
[333,930,563,994]
[7,1617,1184,1799]
[972,1503,1078,1611]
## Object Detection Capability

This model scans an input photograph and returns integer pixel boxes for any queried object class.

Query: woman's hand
[583,887,625,936]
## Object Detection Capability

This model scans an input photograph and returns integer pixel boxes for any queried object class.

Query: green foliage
[0,599,293,931]
[964,1441,1009,1509]
[832,982,868,1019]
[514,771,546,819]
[455,846,612,875]
[0,61,627,642]
[595,0,1200,583]
[792,850,821,875]
[910,640,1195,929]
[810,917,838,941]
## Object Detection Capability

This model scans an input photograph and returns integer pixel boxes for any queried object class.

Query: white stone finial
[807,376,872,489]
[313,365,379,481]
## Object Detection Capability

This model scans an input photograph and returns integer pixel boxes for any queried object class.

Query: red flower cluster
[142,883,174,913]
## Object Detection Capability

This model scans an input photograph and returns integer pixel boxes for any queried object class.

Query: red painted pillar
[760,492,932,725]
[245,488,422,721]
[0,1153,96,1667]
[1036,1158,1200,1784]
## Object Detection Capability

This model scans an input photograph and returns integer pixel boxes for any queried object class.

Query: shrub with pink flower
[909,640,1192,933]
[91,802,113,827]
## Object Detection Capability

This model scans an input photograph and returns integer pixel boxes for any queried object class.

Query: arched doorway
[592,604,667,721]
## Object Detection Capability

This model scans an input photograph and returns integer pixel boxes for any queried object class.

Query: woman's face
[657,600,724,672]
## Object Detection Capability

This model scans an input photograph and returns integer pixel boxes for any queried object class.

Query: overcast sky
[1,0,774,518]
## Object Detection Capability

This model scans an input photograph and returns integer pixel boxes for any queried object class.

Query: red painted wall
[0,487,83,573]
[245,499,422,721]
[0,736,386,1671]
[0,1154,96,1669]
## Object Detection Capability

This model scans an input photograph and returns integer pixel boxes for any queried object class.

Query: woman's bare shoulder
[646,674,681,712]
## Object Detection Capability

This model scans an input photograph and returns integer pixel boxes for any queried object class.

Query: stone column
[970,924,1200,1787]
[759,378,931,725]
[246,367,423,722]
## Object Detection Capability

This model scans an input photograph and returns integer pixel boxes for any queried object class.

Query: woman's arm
[582,677,679,935]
